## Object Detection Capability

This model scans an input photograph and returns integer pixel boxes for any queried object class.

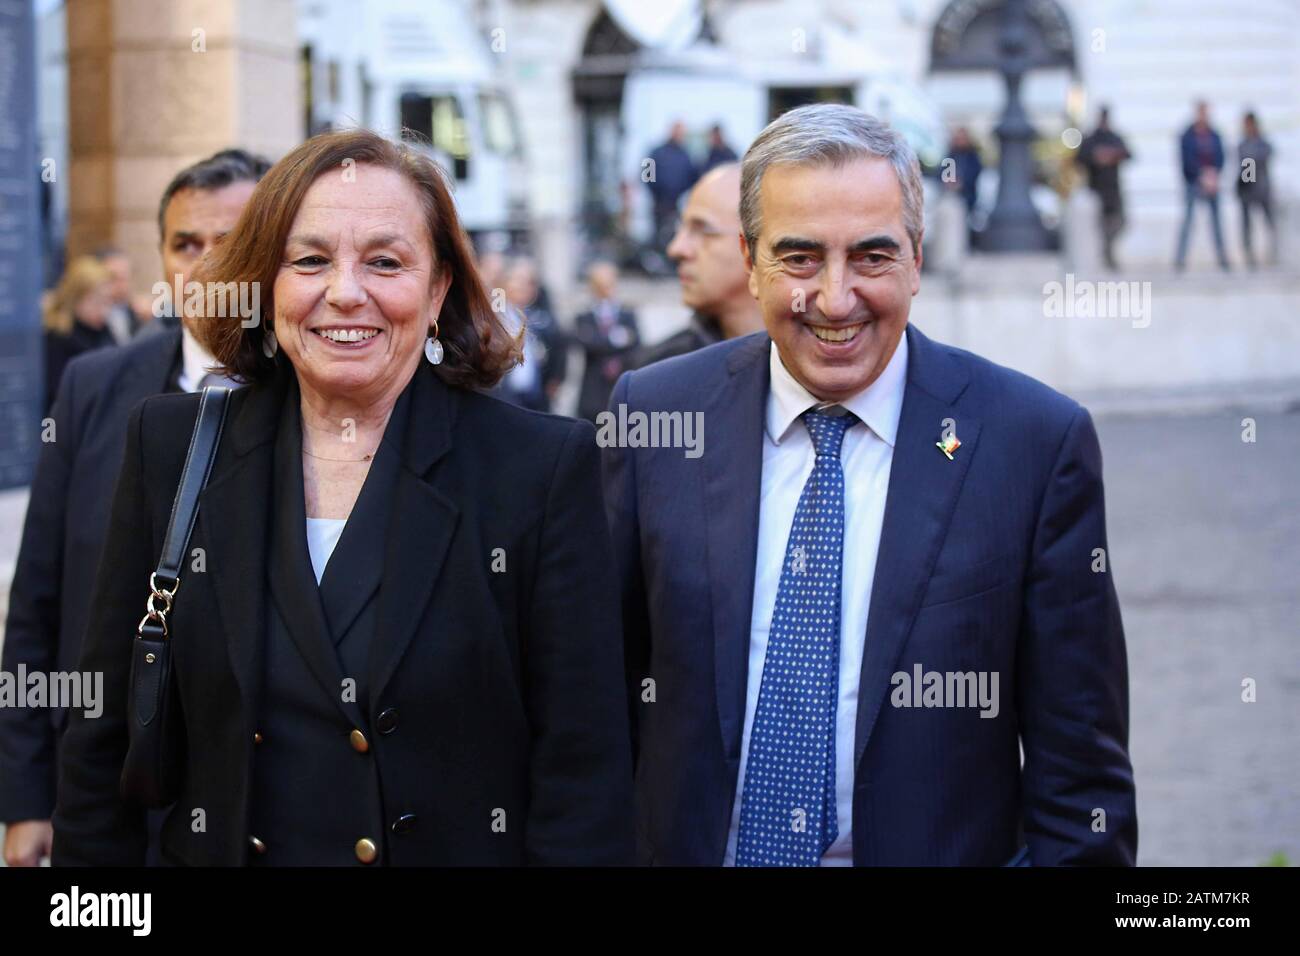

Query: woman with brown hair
[41,255,116,413]
[52,129,633,866]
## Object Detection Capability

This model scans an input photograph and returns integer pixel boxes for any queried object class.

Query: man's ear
[740,233,759,299]
[911,231,924,296]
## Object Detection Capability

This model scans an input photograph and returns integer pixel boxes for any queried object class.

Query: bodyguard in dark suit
[603,105,1136,867]
[573,261,640,423]
[2,330,179,820]
[0,148,268,867]
[52,130,632,866]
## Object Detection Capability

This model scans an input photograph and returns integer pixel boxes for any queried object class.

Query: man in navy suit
[0,148,267,866]
[602,104,1136,866]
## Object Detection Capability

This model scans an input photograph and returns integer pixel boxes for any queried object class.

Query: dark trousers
[1099,203,1126,270]
[1239,194,1276,267]
[652,201,678,256]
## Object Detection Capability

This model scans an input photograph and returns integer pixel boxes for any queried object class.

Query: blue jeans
[1175,185,1229,268]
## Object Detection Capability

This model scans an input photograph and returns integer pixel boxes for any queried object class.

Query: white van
[298,0,530,245]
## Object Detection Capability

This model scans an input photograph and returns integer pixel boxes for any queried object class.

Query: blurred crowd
[36,100,1279,427]
[934,101,1277,271]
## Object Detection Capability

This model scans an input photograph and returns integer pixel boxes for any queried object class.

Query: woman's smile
[309,325,383,348]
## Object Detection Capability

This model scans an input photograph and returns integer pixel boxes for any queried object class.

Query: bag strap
[137,386,231,640]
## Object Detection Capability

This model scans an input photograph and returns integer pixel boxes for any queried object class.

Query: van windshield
[400,92,470,179]
[480,92,521,157]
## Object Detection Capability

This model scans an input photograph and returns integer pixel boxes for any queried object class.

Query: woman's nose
[325,263,367,309]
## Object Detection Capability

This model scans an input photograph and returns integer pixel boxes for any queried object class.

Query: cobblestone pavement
[1,407,1296,866]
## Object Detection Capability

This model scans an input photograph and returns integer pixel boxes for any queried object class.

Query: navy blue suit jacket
[602,324,1137,865]
[1180,124,1225,186]
[0,329,181,823]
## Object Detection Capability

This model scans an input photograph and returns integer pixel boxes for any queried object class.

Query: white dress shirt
[723,332,909,866]
[175,325,231,393]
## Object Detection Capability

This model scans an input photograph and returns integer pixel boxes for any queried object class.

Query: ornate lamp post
[930,0,1076,252]
[983,0,1051,250]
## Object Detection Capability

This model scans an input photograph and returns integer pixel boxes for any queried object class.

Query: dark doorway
[767,86,855,121]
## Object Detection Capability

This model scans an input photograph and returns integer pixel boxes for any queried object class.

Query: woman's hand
[3,819,53,867]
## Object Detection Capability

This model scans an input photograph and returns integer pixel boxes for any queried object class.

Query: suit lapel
[702,333,771,763]
[316,387,408,644]
[197,365,285,737]
[853,325,981,767]
[120,328,182,400]
[369,367,460,703]
[265,392,368,728]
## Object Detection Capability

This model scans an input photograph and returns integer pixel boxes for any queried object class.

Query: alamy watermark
[1043,273,1151,329]
[151,276,261,327]
[595,404,704,459]
[50,886,151,936]
[890,664,999,718]
[0,665,103,718]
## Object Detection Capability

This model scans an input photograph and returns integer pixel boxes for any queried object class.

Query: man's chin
[783,338,894,401]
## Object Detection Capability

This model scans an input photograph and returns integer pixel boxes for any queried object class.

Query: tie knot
[802,407,857,458]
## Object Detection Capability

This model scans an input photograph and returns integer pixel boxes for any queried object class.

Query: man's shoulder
[52,329,180,444]
[63,327,179,394]
[916,327,1086,439]
[625,332,765,405]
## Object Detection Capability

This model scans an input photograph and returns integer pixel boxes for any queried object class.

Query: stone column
[65,0,300,296]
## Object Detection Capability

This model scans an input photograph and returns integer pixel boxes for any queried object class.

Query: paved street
[1,405,1296,866]
[1096,408,1300,866]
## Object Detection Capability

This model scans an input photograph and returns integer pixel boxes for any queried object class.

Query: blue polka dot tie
[736,407,857,867]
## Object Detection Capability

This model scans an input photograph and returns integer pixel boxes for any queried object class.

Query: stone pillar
[65,0,300,296]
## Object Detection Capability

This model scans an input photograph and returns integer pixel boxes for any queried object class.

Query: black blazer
[42,320,117,415]
[0,329,181,824]
[51,359,634,865]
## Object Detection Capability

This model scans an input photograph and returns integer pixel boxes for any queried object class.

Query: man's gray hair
[740,103,924,255]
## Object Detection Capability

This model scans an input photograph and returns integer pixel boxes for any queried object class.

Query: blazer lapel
[266,392,370,728]
[853,324,982,767]
[197,367,286,737]
[316,387,409,644]
[119,328,182,402]
[702,333,770,763]
[369,368,460,703]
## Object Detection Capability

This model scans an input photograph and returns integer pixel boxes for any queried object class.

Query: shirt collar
[765,329,908,448]
[177,324,224,393]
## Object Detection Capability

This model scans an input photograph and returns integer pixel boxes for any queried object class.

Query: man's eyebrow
[850,235,902,254]
[769,236,825,255]
[768,235,903,255]
[169,230,201,244]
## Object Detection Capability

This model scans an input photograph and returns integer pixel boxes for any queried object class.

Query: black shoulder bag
[120,385,231,808]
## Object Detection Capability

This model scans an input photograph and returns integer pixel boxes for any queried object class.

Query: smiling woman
[192,131,519,389]
[51,129,635,867]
